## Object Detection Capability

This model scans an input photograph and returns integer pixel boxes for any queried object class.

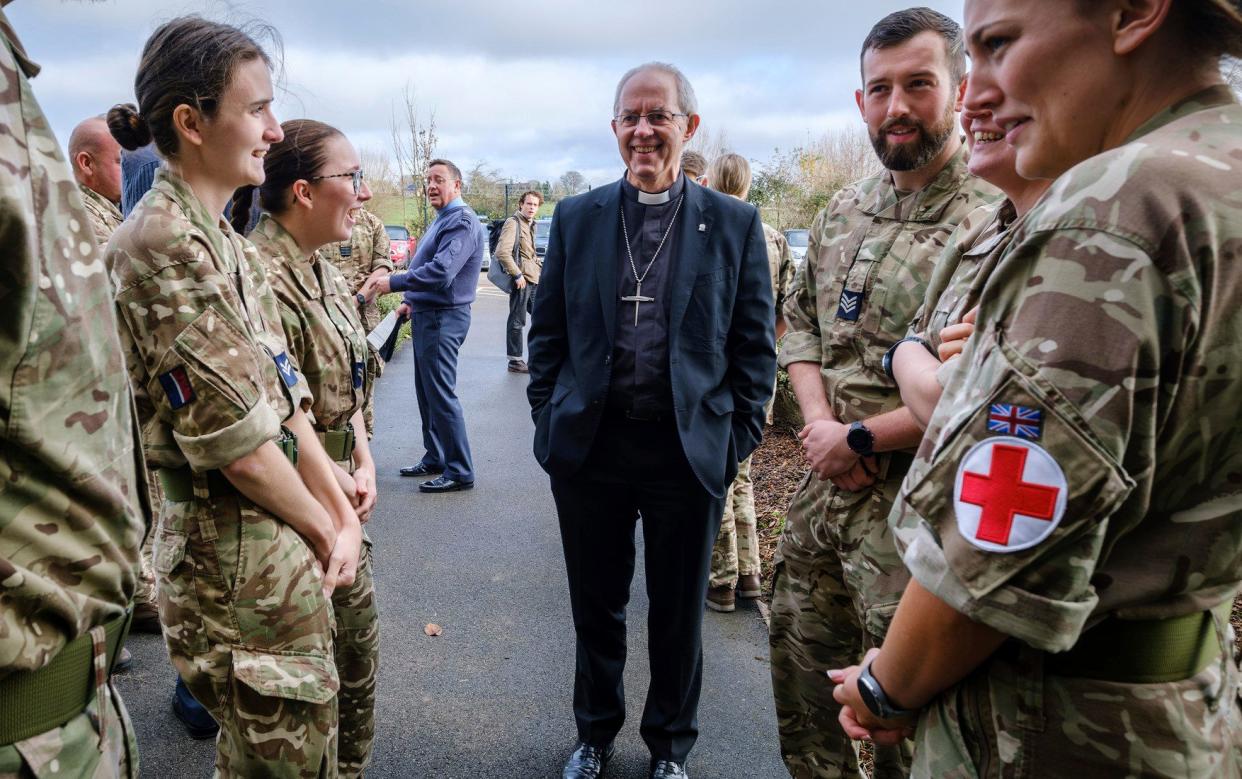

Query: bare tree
[686,126,732,166]
[358,146,397,195]
[751,127,873,230]
[1225,57,1242,97]
[557,170,586,197]
[390,83,438,231]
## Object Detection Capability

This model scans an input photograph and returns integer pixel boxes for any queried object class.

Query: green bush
[375,293,412,351]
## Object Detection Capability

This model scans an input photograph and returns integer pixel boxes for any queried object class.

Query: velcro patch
[338,246,353,258]
[273,351,299,388]
[953,437,1067,553]
[837,289,862,321]
[158,366,195,410]
[987,403,1043,440]
[352,361,365,389]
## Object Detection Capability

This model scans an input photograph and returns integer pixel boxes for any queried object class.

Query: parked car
[385,224,414,268]
[784,228,809,266]
[534,217,551,258]
[478,215,491,272]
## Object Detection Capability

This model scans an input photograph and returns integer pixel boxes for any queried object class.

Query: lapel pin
[698,223,706,232]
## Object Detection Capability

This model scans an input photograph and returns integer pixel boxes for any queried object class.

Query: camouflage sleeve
[113,238,281,472]
[369,214,393,273]
[895,227,1178,652]
[779,206,831,368]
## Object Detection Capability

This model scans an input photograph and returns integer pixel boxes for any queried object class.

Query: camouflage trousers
[769,454,913,779]
[154,486,339,778]
[709,453,761,589]
[912,638,1242,778]
[362,347,382,439]
[0,675,138,778]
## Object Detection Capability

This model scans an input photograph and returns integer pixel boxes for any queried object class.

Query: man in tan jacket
[496,190,542,373]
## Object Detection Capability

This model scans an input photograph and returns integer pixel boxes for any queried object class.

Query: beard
[869,105,957,172]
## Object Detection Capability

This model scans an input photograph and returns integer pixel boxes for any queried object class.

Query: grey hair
[613,62,698,117]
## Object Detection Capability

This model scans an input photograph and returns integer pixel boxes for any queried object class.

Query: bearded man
[767,8,999,777]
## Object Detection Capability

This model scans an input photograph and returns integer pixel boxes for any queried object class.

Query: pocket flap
[153,531,188,576]
[231,648,339,704]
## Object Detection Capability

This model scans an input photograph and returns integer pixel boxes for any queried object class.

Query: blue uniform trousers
[411,306,475,482]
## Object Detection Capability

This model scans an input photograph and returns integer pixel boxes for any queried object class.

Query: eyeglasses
[613,110,690,128]
[309,169,365,194]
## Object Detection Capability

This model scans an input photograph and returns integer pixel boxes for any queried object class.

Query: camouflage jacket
[763,221,795,318]
[893,85,1242,652]
[252,215,368,432]
[495,211,540,283]
[78,183,124,251]
[0,9,146,675]
[780,147,1000,422]
[322,208,393,332]
[909,199,1017,353]
[109,168,310,472]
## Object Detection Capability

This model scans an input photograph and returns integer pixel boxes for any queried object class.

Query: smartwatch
[882,336,932,381]
[846,420,875,458]
[856,659,917,720]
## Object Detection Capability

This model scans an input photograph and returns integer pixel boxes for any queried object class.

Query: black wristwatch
[857,659,917,720]
[882,336,932,381]
[846,420,875,457]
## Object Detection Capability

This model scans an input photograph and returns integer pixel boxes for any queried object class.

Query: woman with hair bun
[106,17,360,776]
[830,1,1242,775]
[234,118,381,778]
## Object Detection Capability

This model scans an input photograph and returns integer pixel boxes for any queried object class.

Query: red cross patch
[953,436,1067,553]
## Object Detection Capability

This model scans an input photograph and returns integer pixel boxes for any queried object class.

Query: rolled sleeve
[175,395,280,471]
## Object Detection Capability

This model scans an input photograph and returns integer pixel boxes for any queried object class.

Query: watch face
[847,425,871,453]
[856,673,884,718]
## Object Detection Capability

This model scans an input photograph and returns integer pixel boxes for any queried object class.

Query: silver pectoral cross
[620,280,655,326]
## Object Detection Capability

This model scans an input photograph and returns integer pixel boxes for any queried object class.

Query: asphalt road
[114,280,786,778]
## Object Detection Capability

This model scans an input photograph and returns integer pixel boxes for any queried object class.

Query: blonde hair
[708,153,751,200]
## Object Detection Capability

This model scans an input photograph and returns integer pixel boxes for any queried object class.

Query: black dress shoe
[418,475,474,493]
[649,759,688,778]
[563,742,614,778]
[400,463,443,477]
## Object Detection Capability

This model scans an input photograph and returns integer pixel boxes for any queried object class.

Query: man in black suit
[527,62,776,779]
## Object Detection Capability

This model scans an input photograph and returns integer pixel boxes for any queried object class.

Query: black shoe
[172,677,219,740]
[649,759,688,778]
[563,742,614,779]
[400,463,443,477]
[131,600,162,633]
[418,475,474,493]
[507,359,529,374]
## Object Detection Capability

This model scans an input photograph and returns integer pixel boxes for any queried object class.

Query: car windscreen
[785,229,809,248]
[535,220,551,240]
[385,226,409,240]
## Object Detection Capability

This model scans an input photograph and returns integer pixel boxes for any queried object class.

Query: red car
[385,224,415,267]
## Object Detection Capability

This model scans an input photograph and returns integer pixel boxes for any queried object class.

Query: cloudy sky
[8,0,962,187]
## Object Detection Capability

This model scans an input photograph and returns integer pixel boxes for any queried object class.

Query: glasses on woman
[613,110,690,128]
[309,169,365,194]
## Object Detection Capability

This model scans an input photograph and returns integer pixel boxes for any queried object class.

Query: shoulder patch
[273,351,299,388]
[338,245,353,258]
[352,360,365,389]
[158,366,195,410]
[953,437,1067,553]
[987,403,1043,440]
[837,289,863,321]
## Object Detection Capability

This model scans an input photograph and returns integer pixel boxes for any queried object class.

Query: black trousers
[506,282,534,360]
[550,415,724,763]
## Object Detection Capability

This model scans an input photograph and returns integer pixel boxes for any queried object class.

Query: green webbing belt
[0,610,131,744]
[316,425,356,463]
[1048,602,1231,683]
[158,426,300,502]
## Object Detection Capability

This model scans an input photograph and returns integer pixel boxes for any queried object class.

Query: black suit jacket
[527,178,776,498]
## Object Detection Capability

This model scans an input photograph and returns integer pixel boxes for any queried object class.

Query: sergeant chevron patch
[837,289,862,321]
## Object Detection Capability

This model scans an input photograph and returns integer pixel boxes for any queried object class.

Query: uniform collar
[252,213,322,299]
[859,145,973,222]
[1125,84,1239,144]
[0,8,40,79]
[78,183,123,220]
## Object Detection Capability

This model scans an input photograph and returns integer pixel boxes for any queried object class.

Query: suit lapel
[669,182,712,337]
[591,182,622,346]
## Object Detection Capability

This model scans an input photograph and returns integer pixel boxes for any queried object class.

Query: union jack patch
[837,289,862,321]
[158,366,195,410]
[987,403,1043,440]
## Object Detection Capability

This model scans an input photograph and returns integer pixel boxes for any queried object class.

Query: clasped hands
[798,418,876,491]
[828,648,917,746]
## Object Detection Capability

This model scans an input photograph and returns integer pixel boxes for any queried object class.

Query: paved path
[114,282,786,778]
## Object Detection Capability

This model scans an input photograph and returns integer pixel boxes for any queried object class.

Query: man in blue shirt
[366,159,484,492]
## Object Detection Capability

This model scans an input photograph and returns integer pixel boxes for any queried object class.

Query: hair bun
[106,103,153,150]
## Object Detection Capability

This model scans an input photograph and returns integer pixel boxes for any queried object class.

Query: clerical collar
[621,173,684,206]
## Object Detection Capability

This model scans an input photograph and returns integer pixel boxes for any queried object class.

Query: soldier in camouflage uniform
[830,2,1242,776]
[770,10,1000,777]
[323,207,393,438]
[0,8,146,776]
[242,118,382,778]
[705,153,796,611]
[106,17,365,777]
